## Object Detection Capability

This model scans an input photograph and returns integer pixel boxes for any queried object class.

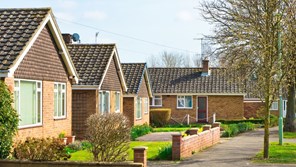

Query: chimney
[202,59,209,73]
[62,33,72,44]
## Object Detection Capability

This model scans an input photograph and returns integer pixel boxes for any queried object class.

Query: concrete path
[148,127,296,167]
[137,132,181,141]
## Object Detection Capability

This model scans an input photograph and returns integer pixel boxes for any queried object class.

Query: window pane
[37,92,41,123]
[115,92,120,111]
[62,93,65,116]
[185,96,192,107]
[198,98,206,110]
[37,82,41,89]
[154,99,162,106]
[136,98,141,118]
[178,98,184,107]
[58,85,62,116]
[19,81,36,126]
[54,92,58,116]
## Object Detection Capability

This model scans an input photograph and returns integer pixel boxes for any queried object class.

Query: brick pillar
[203,125,211,131]
[212,122,221,128]
[133,146,147,167]
[172,134,182,160]
[188,128,199,135]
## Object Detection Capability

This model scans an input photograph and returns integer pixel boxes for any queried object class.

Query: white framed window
[99,91,110,114]
[177,96,193,109]
[144,98,149,114]
[136,97,142,119]
[150,95,162,106]
[270,101,278,110]
[54,83,66,119]
[14,79,42,128]
[115,92,120,113]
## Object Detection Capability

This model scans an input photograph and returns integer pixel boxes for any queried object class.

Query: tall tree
[147,51,190,67]
[201,0,294,158]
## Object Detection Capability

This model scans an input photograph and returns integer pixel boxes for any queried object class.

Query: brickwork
[133,147,147,167]
[244,101,265,118]
[101,57,122,91]
[172,124,220,160]
[14,25,68,82]
[72,90,97,139]
[123,97,135,126]
[137,78,149,97]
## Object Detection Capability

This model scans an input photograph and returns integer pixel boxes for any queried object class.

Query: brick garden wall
[172,124,220,160]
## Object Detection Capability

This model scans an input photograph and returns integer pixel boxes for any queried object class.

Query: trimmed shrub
[85,113,130,162]
[217,119,264,124]
[221,122,255,137]
[131,123,152,141]
[150,108,171,127]
[14,137,70,161]
[0,80,19,159]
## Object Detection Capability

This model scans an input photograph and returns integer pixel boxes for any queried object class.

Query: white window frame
[270,101,278,110]
[177,95,193,109]
[54,82,67,119]
[99,91,110,115]
[115,91,120,113]
[136,97,142,119]
[144,98,149,114]
[14,79,42,128]
[151,95,162,107]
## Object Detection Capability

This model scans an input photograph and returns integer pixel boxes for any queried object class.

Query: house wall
[151,95,244,123]
[135,78,150,126]
[243,101,279,118]
[72,90,97,139]
[4,25,73,141]
[123,97,135,126]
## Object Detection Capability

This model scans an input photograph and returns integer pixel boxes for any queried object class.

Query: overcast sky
[1,0,213,64]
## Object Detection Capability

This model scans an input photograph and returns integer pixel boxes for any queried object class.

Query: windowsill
[54,116,67,120]
[18,123,42,129]
[115,110,120,113]
[177,107,193,110]
[270,109,278,111]
[144,112,149,115]
[136,118,142,120]
[150,105,162,107]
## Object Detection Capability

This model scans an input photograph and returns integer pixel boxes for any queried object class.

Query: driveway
[137,132,180,141]
[148,127,296,167]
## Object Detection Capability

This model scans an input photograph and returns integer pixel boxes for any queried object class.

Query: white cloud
[176,11,194,22]
[83,11,107,21]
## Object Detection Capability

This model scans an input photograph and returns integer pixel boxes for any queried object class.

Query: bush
[222,122,255,137]
[66,141,82,153]
[217,119,264,124]
[81,140,92,150]
[270,114,278,127]
[0,80,19,159]
[86,113,130,162]
[150,108,171,127]
[157,145,172,160]
[131,123,152,141]
[14,137,70,161]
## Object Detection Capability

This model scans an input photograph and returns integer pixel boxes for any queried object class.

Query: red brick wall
[101,57,122,91]
[72,90,97,139]
[244,101,279,118]
[14,25,68,82]
[172,125,220,160]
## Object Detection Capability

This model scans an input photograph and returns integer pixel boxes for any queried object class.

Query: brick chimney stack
[202,59,209,73]
[62,33,72,44]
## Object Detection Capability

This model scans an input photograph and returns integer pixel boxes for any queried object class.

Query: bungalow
[148,60,245,123]
[65,42,127,139]
[121,63,153,126]
[0,8,79,140]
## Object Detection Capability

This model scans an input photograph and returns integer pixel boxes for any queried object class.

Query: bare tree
[201,0,295,158]
[147,55,160,67]
[147,51,191,67]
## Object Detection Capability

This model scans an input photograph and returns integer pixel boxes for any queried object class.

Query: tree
[85,113,130,162]
[147,51,191,67]
[0,80,19,159]
[201,0,294,158]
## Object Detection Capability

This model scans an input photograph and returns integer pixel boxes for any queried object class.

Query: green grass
[69,141,171,162]
[254,142,296,163]
[284,132,296,139]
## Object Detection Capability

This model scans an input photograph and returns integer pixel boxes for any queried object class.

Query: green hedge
[217,119,264,124]
[131,124,153,141]
[221,122,255,137]
[150,108,171,127]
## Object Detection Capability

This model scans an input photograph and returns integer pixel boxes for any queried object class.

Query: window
[270,101,278,110]
[177,96,193,108]
[115,92,120,113]
[144,98,149,114]
[54,83,66,119]
[150,95,162,106]
[14,79,42,128]
[136,97,142,119]
[99,91,110,114]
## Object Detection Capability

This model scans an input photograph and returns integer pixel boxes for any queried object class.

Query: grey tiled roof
[121,63,146,94]
[148,68,242,94]
[67,44,115,85]
[0,8,50,70]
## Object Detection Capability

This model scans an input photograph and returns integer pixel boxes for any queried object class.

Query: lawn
[284,132,296,139]
[152,124,203,133]
[254,142,296,164]
[69,141,172,162]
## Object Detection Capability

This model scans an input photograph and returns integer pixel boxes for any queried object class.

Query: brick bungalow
[66,43,127,139]
[148,60,245,123]
[0,8,79,140]
[121,63,153,126]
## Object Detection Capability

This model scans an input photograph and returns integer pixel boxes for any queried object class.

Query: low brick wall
[0,160,143,167]
[172,123,221,160]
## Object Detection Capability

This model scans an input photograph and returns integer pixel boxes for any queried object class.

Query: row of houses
[0,8,279,140]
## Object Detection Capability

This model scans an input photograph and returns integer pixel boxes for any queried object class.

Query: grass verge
[284,132,296,139]
[253,142,296,164]
[69,141,172,162]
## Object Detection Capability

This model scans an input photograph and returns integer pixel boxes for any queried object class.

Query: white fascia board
[152,93,246,96]
[72,85,99,90]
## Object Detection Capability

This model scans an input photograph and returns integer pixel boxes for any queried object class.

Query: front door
[197,97,207,122]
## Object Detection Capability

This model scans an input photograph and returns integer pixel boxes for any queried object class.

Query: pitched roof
[67,44,127,91]
[0,8,79,83]
[148,67,243,94]
[121,63,147,94]
[0,8,50,70]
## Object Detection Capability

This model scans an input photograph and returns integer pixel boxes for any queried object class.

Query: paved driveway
[148,127,296,167]
[136,132,181,141]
